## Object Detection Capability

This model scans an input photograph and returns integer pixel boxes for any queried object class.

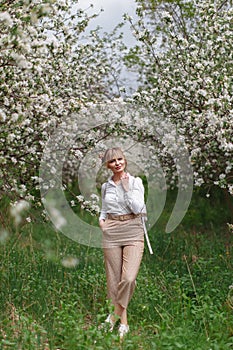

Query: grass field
[0,188,233,349]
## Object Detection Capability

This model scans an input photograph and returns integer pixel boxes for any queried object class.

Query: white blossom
[0,12,13,26]
[10,200,30,225]
[49,207,67,229]
[0,109,6,122]
[61,256,79,268]
[0,230,9,244]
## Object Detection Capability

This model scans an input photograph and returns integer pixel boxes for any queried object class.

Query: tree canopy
[0,0,232,227]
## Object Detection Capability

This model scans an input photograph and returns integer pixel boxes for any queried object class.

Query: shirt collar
[107,172,131,186]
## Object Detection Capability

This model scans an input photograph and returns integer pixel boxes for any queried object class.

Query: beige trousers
[103,241,144,309]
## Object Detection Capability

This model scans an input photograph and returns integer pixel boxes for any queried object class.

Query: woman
[99,147,147,339]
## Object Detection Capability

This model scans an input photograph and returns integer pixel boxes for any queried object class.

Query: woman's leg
[103,247,129,324]
[104,241,144,325]
[117,241,144,324]
[103,246,123,322]
[114,304,127,323]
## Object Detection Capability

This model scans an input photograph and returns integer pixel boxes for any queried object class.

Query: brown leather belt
[107,213,146,221]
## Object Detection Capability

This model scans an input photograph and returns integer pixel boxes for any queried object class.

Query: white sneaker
[118,324,129,339]
[106,314,115,331]
[100,314,115,332]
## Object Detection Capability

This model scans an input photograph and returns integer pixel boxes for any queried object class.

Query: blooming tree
[0,0,125,208]
[1,0,232,229]
[124,0,233,196]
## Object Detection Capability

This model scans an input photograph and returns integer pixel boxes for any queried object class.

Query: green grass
[0,188,233,349]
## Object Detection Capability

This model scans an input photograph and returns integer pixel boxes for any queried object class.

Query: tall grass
[0,188,233,349]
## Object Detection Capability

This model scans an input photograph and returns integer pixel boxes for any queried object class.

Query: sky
[77,0,138,46]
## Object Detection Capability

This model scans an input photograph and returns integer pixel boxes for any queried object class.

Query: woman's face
[107,157,126,174]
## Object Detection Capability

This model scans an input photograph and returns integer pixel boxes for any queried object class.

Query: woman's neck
[112,171,126,183]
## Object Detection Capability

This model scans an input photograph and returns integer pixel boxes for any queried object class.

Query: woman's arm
[99,183,108,223]
[123,177,145,214]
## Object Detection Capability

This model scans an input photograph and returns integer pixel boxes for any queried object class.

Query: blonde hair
[101,147,127,167]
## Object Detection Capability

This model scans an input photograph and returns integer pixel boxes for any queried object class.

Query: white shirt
[99,174,146,221]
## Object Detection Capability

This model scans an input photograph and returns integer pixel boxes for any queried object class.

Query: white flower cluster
[10,200,30,225]
[61,256,79,268]
[74,194,100,216]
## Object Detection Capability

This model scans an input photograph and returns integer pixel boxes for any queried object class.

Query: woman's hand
[99,219,106,229]
[121,173,129,192]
